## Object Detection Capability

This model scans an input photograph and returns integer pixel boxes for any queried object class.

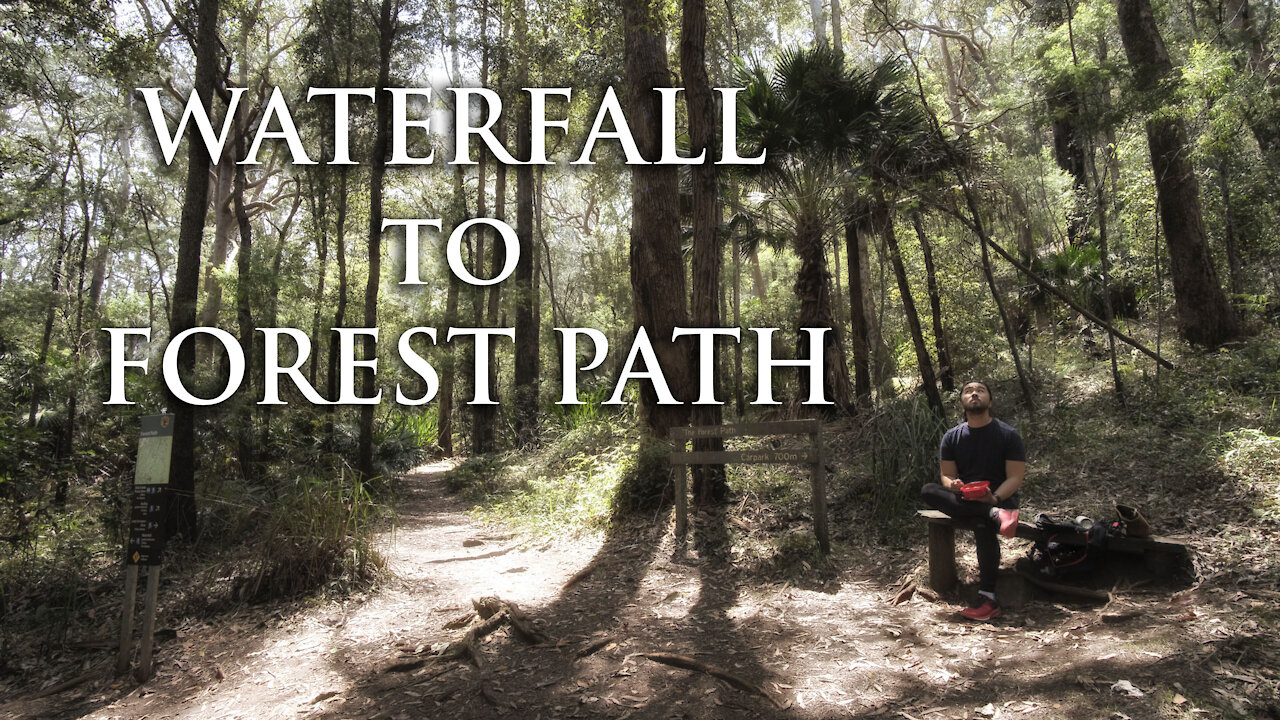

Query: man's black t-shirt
[939,418,1026,486]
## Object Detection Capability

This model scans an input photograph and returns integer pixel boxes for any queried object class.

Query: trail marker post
[118,414,172,681]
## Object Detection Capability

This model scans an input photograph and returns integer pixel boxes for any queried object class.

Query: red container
[960,481,990,500]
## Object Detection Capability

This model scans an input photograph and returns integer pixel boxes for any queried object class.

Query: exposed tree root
[382,596,551,677]
[637,652,783,708]
[443,611,478,629]
[890,582,915,605]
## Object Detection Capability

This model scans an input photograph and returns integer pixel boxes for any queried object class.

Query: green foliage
[865,396,948,535]
[444,419,636,534]
[608,438,675,519]
[547,380,613,432]
[198,468,386,604]
[768,528,826,574]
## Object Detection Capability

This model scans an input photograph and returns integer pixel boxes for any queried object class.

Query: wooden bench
[918,509,1190,593]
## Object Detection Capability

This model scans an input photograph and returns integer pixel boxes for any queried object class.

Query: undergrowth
[446,418,645,535]
[0,407,421,667]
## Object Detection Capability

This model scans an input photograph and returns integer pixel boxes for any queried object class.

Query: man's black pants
[920,483,1019,595]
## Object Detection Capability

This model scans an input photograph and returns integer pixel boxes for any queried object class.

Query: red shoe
[995,508,1019,538]
[960,599,1002,621]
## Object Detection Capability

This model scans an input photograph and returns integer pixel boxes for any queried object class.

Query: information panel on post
[127,414,172,566]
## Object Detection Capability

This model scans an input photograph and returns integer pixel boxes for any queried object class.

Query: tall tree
[742,47,922,410]
[168,0,222,539]
[1115,0,1242,346]
[358,0,397,481]
[621,0,694,436]
[512,0,539,446]
[682,0,726,503]
[875,191,942,416]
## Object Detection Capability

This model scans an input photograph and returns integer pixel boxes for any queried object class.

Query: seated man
[921,380,1024,621]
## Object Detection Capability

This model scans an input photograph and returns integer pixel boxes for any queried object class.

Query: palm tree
[738,47,948,411]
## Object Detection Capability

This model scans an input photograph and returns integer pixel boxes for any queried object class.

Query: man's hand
[978,491,999,505]
[946,477,964,492]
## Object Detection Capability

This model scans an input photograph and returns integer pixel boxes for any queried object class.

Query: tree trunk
[622,0,694,437]
[793,213,851,409]
[474,4,506,453]
[749,246,767,299]
[31,157,71,428]
[911,212,953,393]
[978,229,1036,409]
[233,112,258,484]
[470,10,492,454]
[876,196,941,416]
[1216,157,1243,296]
[326,167,349,441]
[307,166,329,387]
[1221,0,1280,159]
[359,0,395,481]
[167,0,221,540]
[809,0,827,46]
[197,161,234,360]
[733,230,745,417]
[511,0,539,446]
[1047,78,1091,246]
[1092,150,1126,403]
[1115,0,1241,346]
[844,206,872,408]
[830,0,843,54]
[90,96,133,312]
[438,163,463,458]
[682,0,726,504]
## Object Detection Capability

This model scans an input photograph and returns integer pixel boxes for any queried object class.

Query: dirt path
[5,463,1274,720]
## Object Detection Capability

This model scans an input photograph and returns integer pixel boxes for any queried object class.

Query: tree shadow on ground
[303,492,833,719]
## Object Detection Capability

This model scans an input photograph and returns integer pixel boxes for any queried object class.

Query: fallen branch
[576,636,615,658]
[1018,568,1112,602]
[563,561,609,590]
[425,545,519,564]
[1100,610,1144,624]
[381,597,552,678]
[638,652,783,708]
[384,658,429,673]
[443,611,478,630]
[28,661,109,699]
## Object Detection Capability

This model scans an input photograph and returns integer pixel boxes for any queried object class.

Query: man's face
[961,383,992,413]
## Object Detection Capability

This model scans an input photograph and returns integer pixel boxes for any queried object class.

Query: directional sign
[669,449,818,465]
[126,415,172,566]
[134,414,174,486]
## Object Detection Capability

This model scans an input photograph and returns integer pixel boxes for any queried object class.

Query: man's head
[960,380,993,420]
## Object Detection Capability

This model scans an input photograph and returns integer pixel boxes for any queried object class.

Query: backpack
[1031,513,1116,577]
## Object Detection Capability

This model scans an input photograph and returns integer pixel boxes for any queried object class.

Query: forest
[2,0,1280,715]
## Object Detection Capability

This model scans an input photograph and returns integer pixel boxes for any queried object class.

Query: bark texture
[513,0,538,446]
[1115,0,1241,346]
[358,0,395,480]
[167,0,221,539]
[622,0,693,436]
[793,215,851,409]
[682,0,726,504]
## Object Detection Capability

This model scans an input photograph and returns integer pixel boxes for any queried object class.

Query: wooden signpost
[118,414,172,681]
[670,419,829,553]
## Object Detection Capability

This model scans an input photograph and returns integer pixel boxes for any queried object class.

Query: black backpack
[1031,513,1117,577]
